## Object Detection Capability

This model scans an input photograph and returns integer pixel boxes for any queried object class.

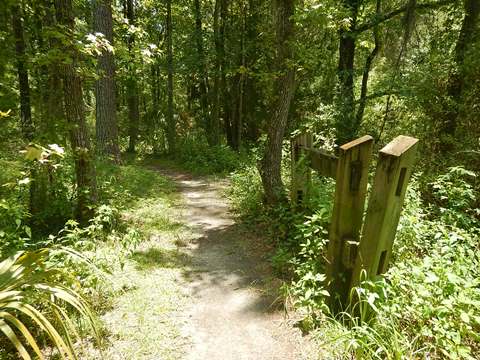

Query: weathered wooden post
[291,133,313,206]
[350,136,418,288]
[326,135,374,309]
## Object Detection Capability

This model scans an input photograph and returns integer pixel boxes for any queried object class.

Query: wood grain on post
[290,133,313,205]
[351,136,418,288]
[326,135,373,308]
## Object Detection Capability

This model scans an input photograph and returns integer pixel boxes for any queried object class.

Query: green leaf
[24,146,43,161]
[460,312,470,324]
[425,272,439,283]
[18,178,30,185]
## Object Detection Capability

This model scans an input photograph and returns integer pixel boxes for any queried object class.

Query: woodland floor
[82,165,314,360]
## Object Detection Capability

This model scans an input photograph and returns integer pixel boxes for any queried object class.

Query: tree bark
[335,0,360,145]
[40,0,64,142]
[11,2,46,229]
[355,0,381,129]
[245,0,261,143]
[193,0,211,143]
[94,0,120,163]
[166,0,176,153]
[124,0,140,153]
[211,0,226,146]
[260,0,296,206]
[440,0,480,152]
[11,3,34,141]
[234,2,247,151]
[55,0,97,224]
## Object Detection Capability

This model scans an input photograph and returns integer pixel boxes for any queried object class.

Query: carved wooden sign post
[291,133,418,310]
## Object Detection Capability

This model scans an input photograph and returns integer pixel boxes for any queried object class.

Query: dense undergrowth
[0,145,177,359]
[227,147,480,359]
[153,136,249,175]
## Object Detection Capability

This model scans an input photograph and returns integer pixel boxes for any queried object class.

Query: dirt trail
[164,171,311,360]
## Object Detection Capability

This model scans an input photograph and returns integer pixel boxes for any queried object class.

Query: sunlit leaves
[84,32,115,56]
[22,144,65,163]
[0,110,11,119]
[0,249,99,359]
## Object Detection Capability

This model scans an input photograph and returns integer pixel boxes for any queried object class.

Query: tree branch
[355,0,382,128]
[355,0,454,34]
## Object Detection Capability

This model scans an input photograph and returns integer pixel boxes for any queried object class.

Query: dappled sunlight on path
[158,169,311,360]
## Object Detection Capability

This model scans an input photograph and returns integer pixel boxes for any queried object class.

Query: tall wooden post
[327,135,373,309]
[351,136,418,287]
[291,133,313,206]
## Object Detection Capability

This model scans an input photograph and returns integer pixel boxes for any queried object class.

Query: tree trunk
[440,0,480,152]
[235,2,247,151]
[11,4,34,141]
[166,0,176,154]
[211,0,226,146]
[193,0,211,142]
[11,2,46,229]
[39,1,64,143]
[245,0,261,143]
[94,0,120,163]
[151,63,163,154]
[335,0,360,145]
[220,0,232,148]
[260,0,296,206]
[55,0,97,224]
[355,0,381,129]
[125,0,140,153]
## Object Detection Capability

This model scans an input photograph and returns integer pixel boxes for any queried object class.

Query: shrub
[0,249,98,359]
[175,137,245,174]
[228,164,264,217]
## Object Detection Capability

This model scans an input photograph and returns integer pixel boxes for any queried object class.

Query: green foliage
[228,164,264,217]
[0,249,98,360]
[0,155,177,356]
[174,137,245,175]
[429,166,478,228]
[286,209,331,322]
[229,158,480,358]
[375,174,480,359]
[98,160,176,208]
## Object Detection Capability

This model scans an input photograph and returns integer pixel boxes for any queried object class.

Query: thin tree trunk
[193,0,211,141]
[260,0,296,206]
[245,0,261,143]
[166,0,176,153]
[230,74,240,150]
[38,0,64,143]
[55,0,97,224]
[355,0,381,129]
[11,3,34,141]
[440,0,480,152]
[335,0,360,145]
[220,0,232,147]
[11,2,46,229]
[125,0,140,153]
[235,2,247,151]
[151,63,162,154]
[211,0,225,146]
[94,0,120,163]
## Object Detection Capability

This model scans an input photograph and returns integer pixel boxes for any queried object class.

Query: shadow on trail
[163,169,285,316]
[141,163,304,359]
[184,223,284,315]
